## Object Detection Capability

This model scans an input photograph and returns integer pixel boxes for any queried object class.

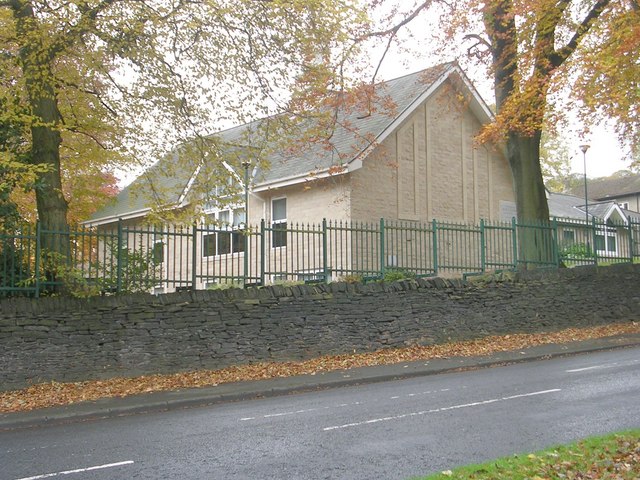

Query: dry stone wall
[1,264,639,391]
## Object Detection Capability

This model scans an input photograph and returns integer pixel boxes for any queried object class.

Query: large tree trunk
[506,132,549,222]
[13,0,70,290]
[14,1,69,233]
[506,131,555,268]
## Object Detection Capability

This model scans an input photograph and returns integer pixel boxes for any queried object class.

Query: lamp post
[579,143,590,255]
[579,144,590,226]
[242,160,251,286]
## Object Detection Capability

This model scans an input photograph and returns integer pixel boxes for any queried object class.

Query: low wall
[2,264,640,391]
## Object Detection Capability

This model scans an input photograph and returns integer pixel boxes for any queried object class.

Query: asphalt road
[1,347,639,480]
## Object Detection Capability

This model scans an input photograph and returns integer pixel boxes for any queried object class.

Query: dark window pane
[218,232,231,255]
[608,235,617,252]
[232,231,245,253]
[203,234,216,257]
[272,222,287,248]
[153,242,164,264]
[562,230,575,243]
[595,234,605,251]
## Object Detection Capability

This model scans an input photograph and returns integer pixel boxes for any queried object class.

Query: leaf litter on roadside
[1,322,639,414]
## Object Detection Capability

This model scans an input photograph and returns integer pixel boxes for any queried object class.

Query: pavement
[2,333,640,431]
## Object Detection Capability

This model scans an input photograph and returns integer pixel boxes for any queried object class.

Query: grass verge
[417,430,640,480]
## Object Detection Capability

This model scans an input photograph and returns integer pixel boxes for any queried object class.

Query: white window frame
[595,225,618,257]
[271,197,287,249]
[202,206,246,258]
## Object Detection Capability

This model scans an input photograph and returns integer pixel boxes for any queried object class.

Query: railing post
[322,218,329,283]
[260,219,265,286]
[511,217,518,269]
[432,219,438,276]
[116,219,123,294]
[552,217,560,267]
[592,217,598,266]
[480,218,486,273]
[379,218,385,278]
[34,221,41,298]
[627,218,633,263]
[192,223,198,289]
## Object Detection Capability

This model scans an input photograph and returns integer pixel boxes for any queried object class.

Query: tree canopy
[0,0,369,230]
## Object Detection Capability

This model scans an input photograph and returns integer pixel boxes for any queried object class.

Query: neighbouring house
[568,170,640,213]
[85,62,517,291]
[503,191,640,261]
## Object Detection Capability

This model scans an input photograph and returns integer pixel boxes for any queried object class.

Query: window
[153,229,165,264]
[152,242,164,264]
[595,226,617,256]
[562,230,575,243]
[202,208,246,257]
[272,198,287,248]
[202,234,217,257]
[621,202,629,210]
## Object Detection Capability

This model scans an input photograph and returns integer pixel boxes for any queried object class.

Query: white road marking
[323,389,561,431]
[391,388,450,401]
[239,401,362,422]
[264,407,319,418]
[566,365,605,373]
[14,460,134,480]
[566,359,640,373]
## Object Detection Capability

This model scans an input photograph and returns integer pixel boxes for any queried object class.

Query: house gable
[349,77,512,223]
[87,63,505,227]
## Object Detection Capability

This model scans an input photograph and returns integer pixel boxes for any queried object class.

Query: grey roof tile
[89,63,459,222]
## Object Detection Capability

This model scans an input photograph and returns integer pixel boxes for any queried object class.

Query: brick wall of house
[350,80,515,223]
[1,263,639,391]
[253,177,352,225]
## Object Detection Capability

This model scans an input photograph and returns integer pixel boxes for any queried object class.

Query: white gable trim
[346,63,494,168]
[603,203,629,225]
[253,163,353,192]
[178,164,202,207]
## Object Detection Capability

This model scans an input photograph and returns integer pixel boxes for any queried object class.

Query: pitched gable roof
[546,192,630,224]
[89,62,493,224]
[501,192,631,224]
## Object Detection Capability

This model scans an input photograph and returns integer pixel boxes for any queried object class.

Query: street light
[579,143,591,255]
[579,144,590,226]
[241,160,251,286]
[242,160,251,223]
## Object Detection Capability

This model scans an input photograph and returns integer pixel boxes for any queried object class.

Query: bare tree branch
[551,0,612,67]
[362,0,435,39]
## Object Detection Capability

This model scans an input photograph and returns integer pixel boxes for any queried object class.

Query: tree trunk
[13,0,70,291]
[506,131,555,268]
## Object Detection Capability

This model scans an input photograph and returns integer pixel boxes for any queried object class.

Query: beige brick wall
[350,80,514,224]
[252,176,351,225]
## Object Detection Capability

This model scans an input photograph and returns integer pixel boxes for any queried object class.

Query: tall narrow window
[232,207,246,254]
[152,228,165,265]
[272,198,287,248]
[153,239,165,264]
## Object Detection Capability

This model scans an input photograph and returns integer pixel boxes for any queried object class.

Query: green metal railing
[1,216,639,297]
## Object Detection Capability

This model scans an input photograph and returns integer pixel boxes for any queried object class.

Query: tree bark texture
[13,0,69,235]
[13,0,70,290]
